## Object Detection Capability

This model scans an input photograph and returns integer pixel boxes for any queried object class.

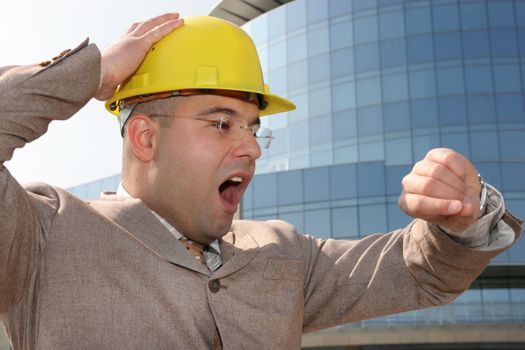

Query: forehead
[176,94,260,122]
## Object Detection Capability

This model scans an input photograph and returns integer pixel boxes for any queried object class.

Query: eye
[208,116,232,133]
[219,119,232,131]
[210,120,222,129]
[252,124,260,137]
[205,118,221,128]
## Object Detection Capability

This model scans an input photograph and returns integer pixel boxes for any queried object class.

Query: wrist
[95,59,115,101]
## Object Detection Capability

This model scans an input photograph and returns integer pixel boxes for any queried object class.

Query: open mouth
[218,176,245,213]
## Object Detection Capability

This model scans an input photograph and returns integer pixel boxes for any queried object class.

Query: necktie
[179,239,208,268]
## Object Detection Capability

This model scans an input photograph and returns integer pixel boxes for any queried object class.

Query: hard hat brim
[106,89,295,117]
[259,93,296,117]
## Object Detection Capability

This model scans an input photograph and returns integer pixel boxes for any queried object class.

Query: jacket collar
[95,192,259,276]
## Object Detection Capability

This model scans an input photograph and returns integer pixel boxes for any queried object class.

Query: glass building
[3,1,520,349]
[215,0,525,348]
[68,173,122,200]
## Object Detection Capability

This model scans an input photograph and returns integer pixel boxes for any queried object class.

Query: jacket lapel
[95,193,210,275]
[215,222,260,278]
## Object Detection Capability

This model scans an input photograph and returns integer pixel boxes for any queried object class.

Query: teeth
[230,176,243,183]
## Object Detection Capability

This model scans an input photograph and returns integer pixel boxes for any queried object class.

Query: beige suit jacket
[0,41,522,350]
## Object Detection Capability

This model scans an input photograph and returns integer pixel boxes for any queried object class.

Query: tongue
[220,182,240,206]
[219,181,240,207]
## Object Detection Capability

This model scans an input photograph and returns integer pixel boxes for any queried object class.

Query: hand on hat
[95,13,184,101]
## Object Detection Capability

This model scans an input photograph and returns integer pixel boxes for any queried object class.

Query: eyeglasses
[150,114,274,149]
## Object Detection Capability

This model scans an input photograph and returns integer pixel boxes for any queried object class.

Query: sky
[1,0,217,188]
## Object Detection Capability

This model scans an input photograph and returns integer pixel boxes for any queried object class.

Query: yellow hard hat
[105,16,295,119]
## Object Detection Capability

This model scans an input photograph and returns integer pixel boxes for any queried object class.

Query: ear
[126,114,159,162]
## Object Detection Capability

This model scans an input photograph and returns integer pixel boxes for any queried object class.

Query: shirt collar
[116,183,221,254]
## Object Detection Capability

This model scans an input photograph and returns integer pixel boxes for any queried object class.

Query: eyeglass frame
[148,113,275,149]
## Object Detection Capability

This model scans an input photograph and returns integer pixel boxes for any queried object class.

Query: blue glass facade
[241,0,525,330]
[68,173,121,200]
[60,0,525,342]
[242,0,525,259]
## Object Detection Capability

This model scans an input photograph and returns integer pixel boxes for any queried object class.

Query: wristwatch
[478,173,488,215]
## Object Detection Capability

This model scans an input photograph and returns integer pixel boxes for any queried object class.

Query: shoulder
[23,181,62,209]
[23,182,97,212]
[231,219,313,251]
[232,219,299,236]
[22,182,124,216]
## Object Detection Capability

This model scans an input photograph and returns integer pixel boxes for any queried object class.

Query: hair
[123,96,182,136]
[121,96,182,168]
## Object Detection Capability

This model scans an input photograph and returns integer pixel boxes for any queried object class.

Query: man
[0,13,521,350]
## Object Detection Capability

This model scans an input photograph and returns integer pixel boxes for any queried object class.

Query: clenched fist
[399,148,482,232]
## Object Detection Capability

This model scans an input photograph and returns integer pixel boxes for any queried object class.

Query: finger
[402,174,466,201]
[140,18,184,45]
[399,192,463,218]
[131,13,180,36]
[125,22,140,35]
[411,160,467,194]
[424,148,469,182]
[424,148,483,209]
[459,190,479,218]
[398,195,476,232]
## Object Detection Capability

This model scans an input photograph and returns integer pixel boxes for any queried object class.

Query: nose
[233,130,262,160]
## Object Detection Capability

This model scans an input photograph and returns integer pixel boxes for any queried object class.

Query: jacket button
[209,279,221,293]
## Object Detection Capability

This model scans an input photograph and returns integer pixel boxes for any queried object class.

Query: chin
[199,208,235,241]
[213,218,234,238]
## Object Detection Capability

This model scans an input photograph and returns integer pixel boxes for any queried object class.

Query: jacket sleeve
[0,40,101,314]
[301,213,522,333]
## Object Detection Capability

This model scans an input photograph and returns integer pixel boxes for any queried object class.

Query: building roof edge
[208,0,294,25]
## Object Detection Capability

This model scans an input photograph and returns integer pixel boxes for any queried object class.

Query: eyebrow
[198,107,238,117]
[198,106,261,126]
